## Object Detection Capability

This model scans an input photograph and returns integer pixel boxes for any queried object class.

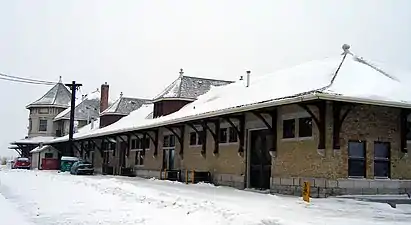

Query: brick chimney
[100,82,109,113]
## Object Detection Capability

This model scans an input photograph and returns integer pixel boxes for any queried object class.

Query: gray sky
[1,0,410,157]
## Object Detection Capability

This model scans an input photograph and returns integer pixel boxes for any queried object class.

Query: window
[189,132,197,146]
[144,137,150,149]
[228,127,238,143]
[131,139,141,150]
[283,119,295,139]
[189,130,205,146]
[163,135,175,148]
[298,117,312,137]
[102,141,116,150]
[219,128,228,143]
[197,131,204,145]
[135,151,144,166]
[348,141,366,177]
[44,153,53,158]
[374,142,390,178]
[39,119,48,132]
[39,108,49,114]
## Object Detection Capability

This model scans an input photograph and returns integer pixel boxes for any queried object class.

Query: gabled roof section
[26,80,71,109]
[100,93,151,116]
[54,89,100,121]
[153,69,233,102]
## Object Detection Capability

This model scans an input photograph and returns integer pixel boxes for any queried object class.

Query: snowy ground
[0,168,410,225]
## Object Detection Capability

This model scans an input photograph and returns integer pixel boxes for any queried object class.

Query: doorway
[248,129,273,189]
[162,148,175,170]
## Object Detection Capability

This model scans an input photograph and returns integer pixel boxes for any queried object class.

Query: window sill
[374,177,391,180]
[347,176,366,180]
[219,142,238,146]
[130,149,149,152]
[281,136,314,142]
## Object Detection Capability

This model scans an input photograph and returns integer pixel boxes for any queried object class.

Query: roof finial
[342,44,351,54]
[120,92,123,98]
[179,68,184,77]
[58,76,62,83]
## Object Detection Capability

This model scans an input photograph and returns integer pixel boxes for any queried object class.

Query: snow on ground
[0,189,33,225]
[0,168,410,225]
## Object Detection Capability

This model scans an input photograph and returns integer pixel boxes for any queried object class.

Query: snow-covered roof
[47,104,153,144]
[26,81,72,109]
[30,145,52,153]
[12,136,56,145]
[100,94,150,116]
[153,69,233,101]
[61,156,79,161]
[45,45,411,143]
[54,89,100,121]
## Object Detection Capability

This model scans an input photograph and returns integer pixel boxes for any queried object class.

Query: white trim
[316,93,411,109]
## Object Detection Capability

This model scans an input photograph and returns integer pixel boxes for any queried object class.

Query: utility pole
[65,81,82,156]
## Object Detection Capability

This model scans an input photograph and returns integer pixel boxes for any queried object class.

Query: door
[249,129,273,189]
[162,148,175,170]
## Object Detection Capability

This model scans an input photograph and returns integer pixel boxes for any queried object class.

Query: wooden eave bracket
[332,102,354,151]
[187,123,207,156]
[299,101,326,156]
[89,139,103,157]
[252,110,277,152]
[203,120,220,155]
[165,126,185,158]
[222,115,246,154]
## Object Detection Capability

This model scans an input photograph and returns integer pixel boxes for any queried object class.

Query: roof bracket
[165,126,185,158]
[188,123,207,156]
[222,115,246,154]
[299,101,326,152]
[203,120,220,155]
[333,102,354,150]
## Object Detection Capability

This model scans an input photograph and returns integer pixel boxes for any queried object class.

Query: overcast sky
[1,0,410,157]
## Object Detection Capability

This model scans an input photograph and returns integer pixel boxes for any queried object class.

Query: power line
[0,72,56,85]
[0,76,55,85]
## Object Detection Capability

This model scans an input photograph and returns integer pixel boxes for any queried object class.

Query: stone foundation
[134,169,161,179]
[271,177,411,197]
[213,173,245,189]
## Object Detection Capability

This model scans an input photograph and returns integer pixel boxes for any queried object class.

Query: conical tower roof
[26,79,72,109]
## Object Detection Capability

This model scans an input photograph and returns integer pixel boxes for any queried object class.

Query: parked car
[70,161,94,175]
[12,157,31,169]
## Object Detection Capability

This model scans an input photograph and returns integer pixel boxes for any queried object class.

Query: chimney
[246,71,251,87]
[100,82,109,113]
